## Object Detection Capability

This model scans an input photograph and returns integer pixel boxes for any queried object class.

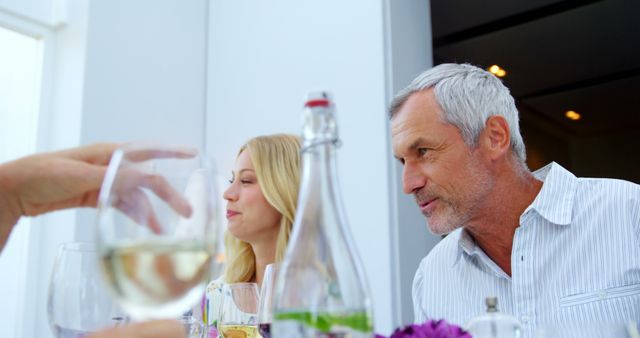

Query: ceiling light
[565,110,581,121]
[488,65,507,78]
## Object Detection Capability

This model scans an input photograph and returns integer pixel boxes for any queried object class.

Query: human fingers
[140,173,193,218]
[123,146,198,162]
[57,143,196,166]
[112,165,192,221]
[115,188,163,234]
[58,143,121,165]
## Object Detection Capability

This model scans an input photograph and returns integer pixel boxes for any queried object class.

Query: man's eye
[418,148,428,156]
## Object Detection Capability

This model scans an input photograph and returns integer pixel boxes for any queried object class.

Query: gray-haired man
[390,63,640,337]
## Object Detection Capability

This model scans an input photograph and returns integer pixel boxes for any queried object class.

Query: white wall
[76,0,209,240]
[207,0,435,333]
[0,0,65,28]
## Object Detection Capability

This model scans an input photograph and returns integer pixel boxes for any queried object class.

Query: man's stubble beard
[421,157,494,236]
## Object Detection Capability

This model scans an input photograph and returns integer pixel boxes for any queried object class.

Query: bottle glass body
[272,93,373,338]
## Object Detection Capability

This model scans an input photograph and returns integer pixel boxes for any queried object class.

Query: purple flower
[378,319,472,338]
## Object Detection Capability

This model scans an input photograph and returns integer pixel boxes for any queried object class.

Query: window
[0,25,42,160]
[0,24,44,338]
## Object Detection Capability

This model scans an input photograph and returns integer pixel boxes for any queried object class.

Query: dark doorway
[431,0,640,183]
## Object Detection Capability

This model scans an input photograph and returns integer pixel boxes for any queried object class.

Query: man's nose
[402,163,426,194]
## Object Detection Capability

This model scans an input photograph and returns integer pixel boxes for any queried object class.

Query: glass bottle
[465,297,522,338]
[272,91,373,338]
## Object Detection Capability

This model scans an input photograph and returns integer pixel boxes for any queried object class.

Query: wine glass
[218,283,260,338]
[181,315,206,338]
[96,143,219,320]
[48,242,125,338]
[257,264,279,338]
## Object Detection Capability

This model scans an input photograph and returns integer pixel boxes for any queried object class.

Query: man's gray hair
[389,63,527,164]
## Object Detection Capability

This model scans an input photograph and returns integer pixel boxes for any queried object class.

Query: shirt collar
[523,162,577,226]
[453,228,478,267]
[453,228,510,280]
[454,162,577,266]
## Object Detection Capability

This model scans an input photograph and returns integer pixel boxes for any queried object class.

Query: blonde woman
[200,134,301,329]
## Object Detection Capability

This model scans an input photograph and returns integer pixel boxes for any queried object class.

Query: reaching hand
[0,143,196,251]
[0,143,119,241]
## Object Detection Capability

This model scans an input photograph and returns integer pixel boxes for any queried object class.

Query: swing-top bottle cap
[304,91,333,108]
[302,91,338,147]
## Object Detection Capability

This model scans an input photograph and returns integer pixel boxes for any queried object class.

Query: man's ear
[480,116,511,160]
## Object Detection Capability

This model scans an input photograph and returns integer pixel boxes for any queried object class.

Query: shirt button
[521,315,530,323]
[599,291,608,299]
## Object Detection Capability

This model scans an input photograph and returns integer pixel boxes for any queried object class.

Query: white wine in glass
[97,143,219,320]
[218,283,260,338]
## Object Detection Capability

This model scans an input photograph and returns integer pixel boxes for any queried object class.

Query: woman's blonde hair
[223,134,301,283]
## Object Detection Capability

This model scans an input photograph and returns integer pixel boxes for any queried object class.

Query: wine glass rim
[223,282,260,292]
[225,282,258,287]
[59,241,97,252]
[97,143,216,211]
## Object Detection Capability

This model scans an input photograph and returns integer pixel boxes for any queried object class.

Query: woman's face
[223,149,282,243]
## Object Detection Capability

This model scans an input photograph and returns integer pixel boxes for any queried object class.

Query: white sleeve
[411,259,427,323]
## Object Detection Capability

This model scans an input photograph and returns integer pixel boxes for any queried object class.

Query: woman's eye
[240,179,252,184]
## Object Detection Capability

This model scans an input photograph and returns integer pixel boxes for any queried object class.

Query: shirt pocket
[559,283,640,307]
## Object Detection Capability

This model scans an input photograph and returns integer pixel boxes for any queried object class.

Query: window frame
[0,9,57,338]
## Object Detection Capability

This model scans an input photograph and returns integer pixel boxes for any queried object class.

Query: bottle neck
[297,137,345,227]
[301,138,339,195]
